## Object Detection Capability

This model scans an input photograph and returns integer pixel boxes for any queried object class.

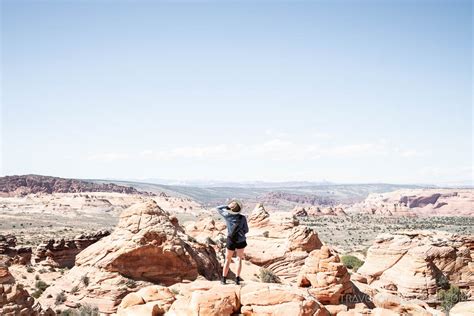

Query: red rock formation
[297,246,353,304]
[358,230,473,300]
[0,265,54,315]
[0,174,153,197]
[40,200,221,313]
[0,235,32,265]
[248,203,270,228]
[121,280,330,316]
[350,189,473,217]
[33,231,110,268]
[292,206,308,217]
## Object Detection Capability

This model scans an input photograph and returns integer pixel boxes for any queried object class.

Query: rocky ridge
[0,175,152,197]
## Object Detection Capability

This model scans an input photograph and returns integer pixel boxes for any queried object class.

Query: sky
[1,0,472,185]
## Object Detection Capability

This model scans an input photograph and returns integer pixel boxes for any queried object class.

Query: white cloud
[86,138,420,162]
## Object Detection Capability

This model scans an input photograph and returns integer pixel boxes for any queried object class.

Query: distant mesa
[0,174,154,197]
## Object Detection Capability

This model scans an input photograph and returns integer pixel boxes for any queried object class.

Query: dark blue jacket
[216,205,249,243]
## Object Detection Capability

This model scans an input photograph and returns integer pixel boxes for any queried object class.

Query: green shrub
[26,266,34,273]
[436,273,450,290]
[78,303,99,316]
[55,291,67,305]
[35,280,49,291]
[31,290,43,299]
[80,275,89,286]
[341,255,364,272]
[70,285,79,294]
[262,231,269,238]
[438,285,467,313]
[125,279,137,288]
[259,268,280,283]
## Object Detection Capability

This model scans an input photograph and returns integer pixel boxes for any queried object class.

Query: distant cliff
[0,174,153,196]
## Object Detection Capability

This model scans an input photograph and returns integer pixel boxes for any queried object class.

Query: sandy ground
[0,192,207,246]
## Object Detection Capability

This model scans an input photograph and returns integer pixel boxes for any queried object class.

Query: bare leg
[235,248,245,277]
[223,248,234,277]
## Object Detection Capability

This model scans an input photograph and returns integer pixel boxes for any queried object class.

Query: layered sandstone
[349,189,474,216]
[120,280,330,316]
[40,200,220,313]
[33,230,110,268]
[297,246,352,304]
[0,235,32,265]
[0,265,53,316]
[292,206,308,217]
[242,204,324,284]
[358,230,473,300]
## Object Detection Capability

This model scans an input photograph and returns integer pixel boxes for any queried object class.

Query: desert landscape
[0,175,473,316]
[2,1,471,315]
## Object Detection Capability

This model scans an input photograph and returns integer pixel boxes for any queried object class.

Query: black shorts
[226,237,247,251]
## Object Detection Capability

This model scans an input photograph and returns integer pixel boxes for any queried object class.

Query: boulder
[248,203,270,228]
[297,246,352,304]
[240,282,329,316]
[117,285,176,315]
[167,280,240,316]
[451,301,474,316]
[287,226,323,252]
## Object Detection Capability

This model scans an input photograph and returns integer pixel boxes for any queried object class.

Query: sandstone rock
[450,301,474,316]
[117,302,160,316]
[0,235,32,265]
[372,292,441,316]
[185,218,226,243]
[0,266,54,316]
[324,304,348,315]
[33,230,110,268]
[297,246,352,304]
[350,189,473,217]
[0,265,14,284]
[167,280,239,316]
[292,206,308,217]
[75,200,219,284]
[287,226,322,252]
[40,200,220,313]
[117,285,176,315]
[164,280,330,316]
[248,203,270,228]
[358,230,473,300]
[246,207,321,284]
[0,174,152,196]
[240,282,329,316]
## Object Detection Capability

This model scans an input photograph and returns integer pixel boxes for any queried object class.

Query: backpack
[229,214,243,242]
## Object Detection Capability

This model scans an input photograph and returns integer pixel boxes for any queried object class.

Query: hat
[227,200,243,215]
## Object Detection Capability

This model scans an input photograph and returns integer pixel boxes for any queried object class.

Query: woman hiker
[216,200,249,285]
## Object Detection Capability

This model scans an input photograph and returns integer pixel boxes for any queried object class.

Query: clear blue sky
[1,0,472,185]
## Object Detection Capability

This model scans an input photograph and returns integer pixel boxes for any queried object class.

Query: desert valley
[0,174,472,316]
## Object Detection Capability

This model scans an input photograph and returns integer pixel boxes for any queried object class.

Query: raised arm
[216,205,229,218]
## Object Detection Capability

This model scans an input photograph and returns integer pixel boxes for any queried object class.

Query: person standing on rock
[216,200,249,285]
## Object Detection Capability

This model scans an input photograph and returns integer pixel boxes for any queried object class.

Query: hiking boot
[221,276,226,285]
[235,276,241,285]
